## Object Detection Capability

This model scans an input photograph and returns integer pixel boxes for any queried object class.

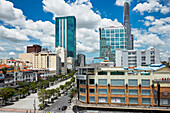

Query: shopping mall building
[76,64,170,107]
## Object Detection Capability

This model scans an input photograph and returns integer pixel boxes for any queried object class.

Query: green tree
[38,89,47,106]
[29,82,37,93]
[0,87,16,105]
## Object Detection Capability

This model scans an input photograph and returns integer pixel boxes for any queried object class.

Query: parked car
[62,106,67,110]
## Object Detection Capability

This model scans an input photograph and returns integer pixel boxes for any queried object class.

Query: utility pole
[33,99,36,113]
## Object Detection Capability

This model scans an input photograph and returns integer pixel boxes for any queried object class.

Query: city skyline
[0,0,169,63]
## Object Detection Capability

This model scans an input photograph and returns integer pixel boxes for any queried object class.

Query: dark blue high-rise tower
[55,16,76,59]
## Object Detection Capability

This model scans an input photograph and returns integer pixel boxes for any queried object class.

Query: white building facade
[115,48,160,67]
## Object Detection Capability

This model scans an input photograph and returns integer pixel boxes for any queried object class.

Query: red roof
[0,64,10,69]
[10,59,16,61]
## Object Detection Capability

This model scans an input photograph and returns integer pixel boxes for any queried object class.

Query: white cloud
[132,28,165,47]
[145,16,155,21]
[148,17,170,36]
[133,0,170,15]
[0,47,5,51]
[115,0,132,6]
[144,21,151,26]
[100,18,123,28]
[0,26,29,42]
[9,52,16,56]
[42,0,123,53]
[42,0,101,29]
[0,0,25,22]
[0,0,56,57]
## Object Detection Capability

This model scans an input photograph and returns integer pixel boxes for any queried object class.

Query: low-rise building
[32,52,61,75]
[67,57,75,70]
[76,64,170,107]
[115,48,160,67]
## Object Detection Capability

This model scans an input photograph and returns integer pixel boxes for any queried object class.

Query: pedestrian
[59,107,60,111]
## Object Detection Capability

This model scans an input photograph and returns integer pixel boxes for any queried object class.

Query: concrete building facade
[115,48,160,67]
[32,52,61,75]
[27,45,42,53]
[76,54,86,66]
[76,65,170,107]
[56,46,67,75]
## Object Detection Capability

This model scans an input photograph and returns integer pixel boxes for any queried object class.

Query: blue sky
[0,0,169,63]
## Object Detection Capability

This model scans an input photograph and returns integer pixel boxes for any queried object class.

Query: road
[42,95,71,113]
[1,78,72,112]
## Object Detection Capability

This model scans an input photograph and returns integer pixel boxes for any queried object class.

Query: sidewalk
[0,108,39,113]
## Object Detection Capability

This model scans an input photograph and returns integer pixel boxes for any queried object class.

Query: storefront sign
[162,78,170,81]
[76,75,86,80]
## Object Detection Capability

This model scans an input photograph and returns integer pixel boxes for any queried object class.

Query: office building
[55,16,76,59]
[27,45,42,53]
[99,26,127,62]
[115,48,160,67]
[123,2,133,50]
[32,52,61,75]
[19,53,33,63]
[76,54,86,66]
[76,64,170,107]
[56,46,67,75]
[67,57,75,70]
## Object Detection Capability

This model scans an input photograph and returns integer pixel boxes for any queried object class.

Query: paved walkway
[0,108,39,113]
[0,78,71,112]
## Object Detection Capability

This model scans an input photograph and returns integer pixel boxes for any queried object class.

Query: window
[62,63,64,67]
[142,90,150,95]
[111,29,114,33]
[128,79,138,86]
[129,89,138,95]
[98,79,107,85]
[110,71,125,75]
[111,79,124,86]
[115,29,119,33]
[120,29,123,32]
[141,79,150,86]
[142,98,151,105]
[98,89,107,94]
[111,38,114,41]
[155,98,157,105]
[129,98,138,104]
[79,95,86,102]
[106,29,110,33]
[160,99,170,105]
[120,34,124,37]
[98,71,107,75]
[111,97,125,103]
[89,88,95,94]
[79,88,86,93]
[111,89,125,95]
[106,33,110,37]
[89,96,95,102]
[106,38,110,41]
[154,90,157,96]
[115,38,119,41]
[89,79,95,85]
[115,34,119,37]
[120,42,124,45]
[79,80,86,85]
[101,30,105,33]
[101,34,105,38]
[98,97,107,103]
[111,34,114,37]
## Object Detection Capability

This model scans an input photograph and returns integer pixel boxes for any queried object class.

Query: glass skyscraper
[55,16,76,59]
[99,26,127,62]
